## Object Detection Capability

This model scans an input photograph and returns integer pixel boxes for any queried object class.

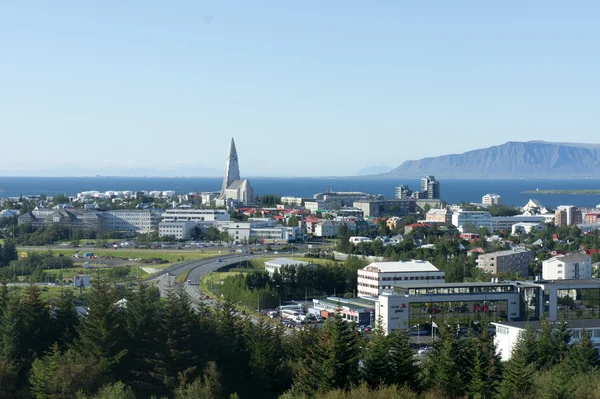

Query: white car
[417,347,432,356]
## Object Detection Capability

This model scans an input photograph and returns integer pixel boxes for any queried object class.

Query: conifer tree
[387,329,419,389]
[154,283,202,391]
[175,361,226,399]
[498,328,536,399]
[564,329,599,373]
[293,312,360,395]
[244,318,286,397]
[51,288,80,350]
[122,282,165,397]
[21,284,52,361]
[73,274,127,377]
[360,323,391,388]
[422,323,465,397]
[0,355,17,398]
[468,323,502,398]
[211,301,249,396]
[29,343,62,399]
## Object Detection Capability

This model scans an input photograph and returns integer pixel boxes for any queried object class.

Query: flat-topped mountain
[381,141,600,178]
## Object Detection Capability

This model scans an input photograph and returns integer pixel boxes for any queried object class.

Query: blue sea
[1,176,600,209]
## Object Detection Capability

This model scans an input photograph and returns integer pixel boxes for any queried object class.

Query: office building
[425,208,452,224]
[542,254,592,280]
[476,249,533,276]
[353,199,416,218]
[494,320,600,361]
[357,260,445,297]
[161,209,230,222]
[451,210,492,233]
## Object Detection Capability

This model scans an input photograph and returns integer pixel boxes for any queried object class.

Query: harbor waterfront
[1,176,600,208]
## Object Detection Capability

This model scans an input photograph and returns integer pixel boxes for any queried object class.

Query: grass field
[246,256,339,269]
[200,271,245,292]
[18,248,220,263]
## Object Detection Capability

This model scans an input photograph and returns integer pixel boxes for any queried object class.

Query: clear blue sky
[1,1,599,177]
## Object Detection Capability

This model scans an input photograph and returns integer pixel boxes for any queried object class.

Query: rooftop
[546,253,591,263]
[493,319,600,330]
[363,260,440,273]
[264,258,311,267]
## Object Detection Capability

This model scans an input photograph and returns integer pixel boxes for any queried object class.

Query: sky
[1,1,599,177]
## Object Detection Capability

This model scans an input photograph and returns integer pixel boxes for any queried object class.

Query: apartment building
[542,254,592,280]
[476,249,533,276]
[425,208,452,224]
[555,206,583,227]
[482,194,502,206]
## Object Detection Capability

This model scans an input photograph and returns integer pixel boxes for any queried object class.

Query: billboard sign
[74,275,90,288]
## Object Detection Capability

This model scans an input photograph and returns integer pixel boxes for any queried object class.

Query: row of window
[359,274,444,281]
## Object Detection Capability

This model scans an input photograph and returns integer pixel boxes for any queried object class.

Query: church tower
[219,138,241,199]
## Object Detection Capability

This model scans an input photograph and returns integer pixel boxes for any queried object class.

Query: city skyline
[1,2,599,176]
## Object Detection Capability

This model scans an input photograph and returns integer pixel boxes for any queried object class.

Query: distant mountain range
[381,141,600,179]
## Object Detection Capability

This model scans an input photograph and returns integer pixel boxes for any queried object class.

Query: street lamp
[276,284,281,310]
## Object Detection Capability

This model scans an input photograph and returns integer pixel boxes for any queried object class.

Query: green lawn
[200,271,246,291]
[247,256,338,269]
[19,248,220,263]
[18,249,80,257]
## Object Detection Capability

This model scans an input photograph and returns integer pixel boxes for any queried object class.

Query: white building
[161,209,230,222]
[280,196,304,206]
[158,221,198,240]
[357,260,445,297]
[104,210,162,233]
[264,258,313,276]
[482,194,502,207]
[542,254,592,280]
[511,222,545,235]
[219,220,303,243]
[490,215,546,232]
[493,320,600,361]
[451,210,492,233]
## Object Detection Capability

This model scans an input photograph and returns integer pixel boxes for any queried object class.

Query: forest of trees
[2,279,600,398]
[217,256,368,309]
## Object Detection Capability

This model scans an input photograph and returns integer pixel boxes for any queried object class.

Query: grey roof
[264,258,311,267]
[494,319,600,330]
[548,253,590,263]
[227,179,247,190]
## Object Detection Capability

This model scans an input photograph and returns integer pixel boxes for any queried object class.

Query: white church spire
[219,138,241,198]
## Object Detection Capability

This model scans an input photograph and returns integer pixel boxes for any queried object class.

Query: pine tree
[360,327,391,388]
[154,283,201,391]
[51,288,80,350]
[422,323,464,397]
[564,329,599,373]
[498,328,535,399]
[387,330,419,389]
[211,301,249,396]
[122,282,165,397]
[293,312,360,395]
[244,318,286,397]
[21,284,53,360]
[73,274,127,377]
[175,361,225,399]
[0,355,17,398]
[468,323,502,399]
[30,343,62,399]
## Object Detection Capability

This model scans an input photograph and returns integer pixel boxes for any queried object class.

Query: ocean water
[0,176,600,209]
